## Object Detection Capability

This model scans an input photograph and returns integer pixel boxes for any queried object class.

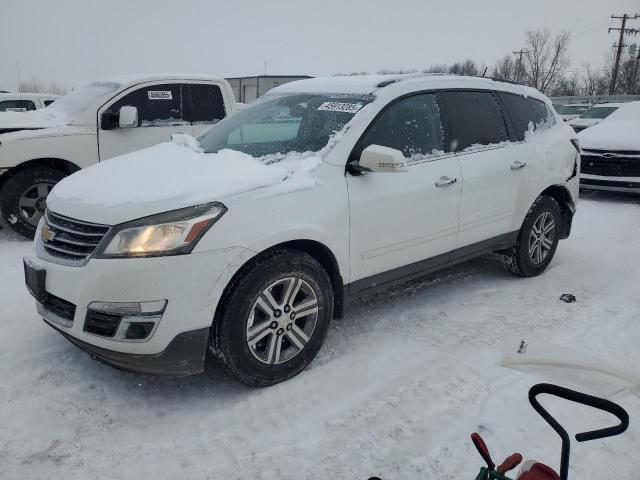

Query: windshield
[198,93,373,157]
[48,81,122,119]
[579,106,618,119]
[555,105,589,115]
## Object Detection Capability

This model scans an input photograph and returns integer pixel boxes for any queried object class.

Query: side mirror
[118,106,138,129]
[357,145,407,173]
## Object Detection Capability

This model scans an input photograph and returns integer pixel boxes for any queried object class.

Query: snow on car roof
[272,73,544,100]
[99,73,227,86]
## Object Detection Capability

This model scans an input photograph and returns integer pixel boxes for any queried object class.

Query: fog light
[125,322,156,340]
[85,300,167,342]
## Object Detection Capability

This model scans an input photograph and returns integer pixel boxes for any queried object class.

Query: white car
[24,74,579,386]
[0,92,59,112]
[0,74,237,238]
[567,103,623,133]
[579,101,640,193]
[554,103,591,122]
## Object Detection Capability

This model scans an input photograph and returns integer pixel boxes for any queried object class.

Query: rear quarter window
[186,84,226,124]
[0,100,37,112]
[498,93,555,141]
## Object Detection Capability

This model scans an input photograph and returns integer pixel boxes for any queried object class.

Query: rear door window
[498,93,555,141]
[360,93,445,160]
[0,100,37,112]
[441,91,509,151]
[185,84,226,124]
[107,84,186,127]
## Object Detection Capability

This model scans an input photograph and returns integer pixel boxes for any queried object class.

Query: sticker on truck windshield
[317,102,363,113]
[5,108,27,112]
[147,90,173,100]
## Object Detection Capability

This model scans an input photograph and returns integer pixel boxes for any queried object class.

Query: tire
[504,195,561,277]
[0,167,66,239]
[212,249,334,387]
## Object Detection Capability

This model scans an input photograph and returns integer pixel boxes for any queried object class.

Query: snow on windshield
[0,82,121,128]
[48,81,121,120]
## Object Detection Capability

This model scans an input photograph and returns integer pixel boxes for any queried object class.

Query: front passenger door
[347,93,461,289]
[98,83,189,160]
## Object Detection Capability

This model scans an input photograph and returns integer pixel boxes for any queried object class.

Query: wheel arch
[0,157,80,189]
[540,185,575,239]
[213,240,346,329]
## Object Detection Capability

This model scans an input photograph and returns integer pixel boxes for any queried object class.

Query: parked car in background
[579,101,640,193]
[24,74,580,386]
[567,103,622,132]
[0,92,59,112]
[0,74,237,237]
[555,103,591,121]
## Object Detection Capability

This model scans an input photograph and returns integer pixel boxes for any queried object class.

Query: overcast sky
[1,0,638,91]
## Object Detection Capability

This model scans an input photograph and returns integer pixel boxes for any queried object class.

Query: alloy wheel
[246,277,319,365]
[528,211,555,265]
[18,182,55,227]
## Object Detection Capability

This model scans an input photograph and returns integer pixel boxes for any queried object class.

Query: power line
[609,14,640,93]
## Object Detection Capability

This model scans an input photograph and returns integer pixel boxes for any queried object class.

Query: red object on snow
[517,462,561,480]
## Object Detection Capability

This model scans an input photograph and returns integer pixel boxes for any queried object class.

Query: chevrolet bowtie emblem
[41,225,56,242]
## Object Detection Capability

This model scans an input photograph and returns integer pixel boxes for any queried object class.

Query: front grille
[84,310,122,337]
[42,211,110,263]
[581,149,640,178]
[43,293,76,322]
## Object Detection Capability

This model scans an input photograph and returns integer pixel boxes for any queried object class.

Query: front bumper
[580,174,640,193]
[27,245,254,374]
[46,320,210,376]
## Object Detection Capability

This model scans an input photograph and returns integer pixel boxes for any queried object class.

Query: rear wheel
[504,195,561,277]
[0,167,66,238]
[212,249,333,386]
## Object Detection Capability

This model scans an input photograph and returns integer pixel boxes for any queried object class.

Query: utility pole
[512,49,529,83]
[609,14,640,94]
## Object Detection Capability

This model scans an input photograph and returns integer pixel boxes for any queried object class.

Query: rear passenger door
[184,83,228,137]
[347,93,462,287]
[441,90,529,249]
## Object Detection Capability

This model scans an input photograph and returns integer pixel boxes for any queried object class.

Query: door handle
[435,176,457,187]
[510,160,527,170]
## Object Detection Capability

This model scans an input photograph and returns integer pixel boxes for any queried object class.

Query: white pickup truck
[0,92,59,112]
[0,74,237,237]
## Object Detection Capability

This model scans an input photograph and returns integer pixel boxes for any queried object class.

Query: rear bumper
[45,319,210,376]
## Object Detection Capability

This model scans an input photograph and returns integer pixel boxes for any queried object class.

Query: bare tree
[492,55,516,81]
[19,78,66,95]
[449,58,480,76]
[421,64,448,74]
[522,29,571,93]
[616,57,640,95]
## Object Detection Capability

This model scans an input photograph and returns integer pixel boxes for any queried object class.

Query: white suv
[24,75,580,386]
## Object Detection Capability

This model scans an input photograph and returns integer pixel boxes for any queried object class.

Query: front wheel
[212,249,334,387]
[0,167,66,239]
[504,195,561,277]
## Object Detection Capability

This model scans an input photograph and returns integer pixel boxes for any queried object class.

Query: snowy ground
[1,191,639,480]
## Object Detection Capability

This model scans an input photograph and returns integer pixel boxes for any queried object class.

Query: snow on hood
[578,102,640,151]
[0,108,68,129]
[47,135,322,225]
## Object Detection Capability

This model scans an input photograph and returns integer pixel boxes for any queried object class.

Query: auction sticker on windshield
[317,102,363,113]
[148,90,173,100]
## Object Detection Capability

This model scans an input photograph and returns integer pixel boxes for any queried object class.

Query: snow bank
[578,101,640,150]
[0,108,68,128]
[47,135,323,224]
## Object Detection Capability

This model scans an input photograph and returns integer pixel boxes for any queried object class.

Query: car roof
[99,73,227,86]
[271,74,546,101]
[0,92,59,99]
[590,102,625,108]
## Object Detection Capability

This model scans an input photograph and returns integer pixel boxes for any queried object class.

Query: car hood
[568,118,600,128]
[0,124,94,141]
[46,139,322,225]
[578,120,640,151]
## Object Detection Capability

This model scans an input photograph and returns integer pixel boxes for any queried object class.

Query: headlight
[95,202,226,258]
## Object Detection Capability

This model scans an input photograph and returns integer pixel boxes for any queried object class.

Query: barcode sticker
[317,102,362,113]
[148,90,173,100]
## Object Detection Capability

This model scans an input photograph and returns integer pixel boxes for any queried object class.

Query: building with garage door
[226,75,311,103]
